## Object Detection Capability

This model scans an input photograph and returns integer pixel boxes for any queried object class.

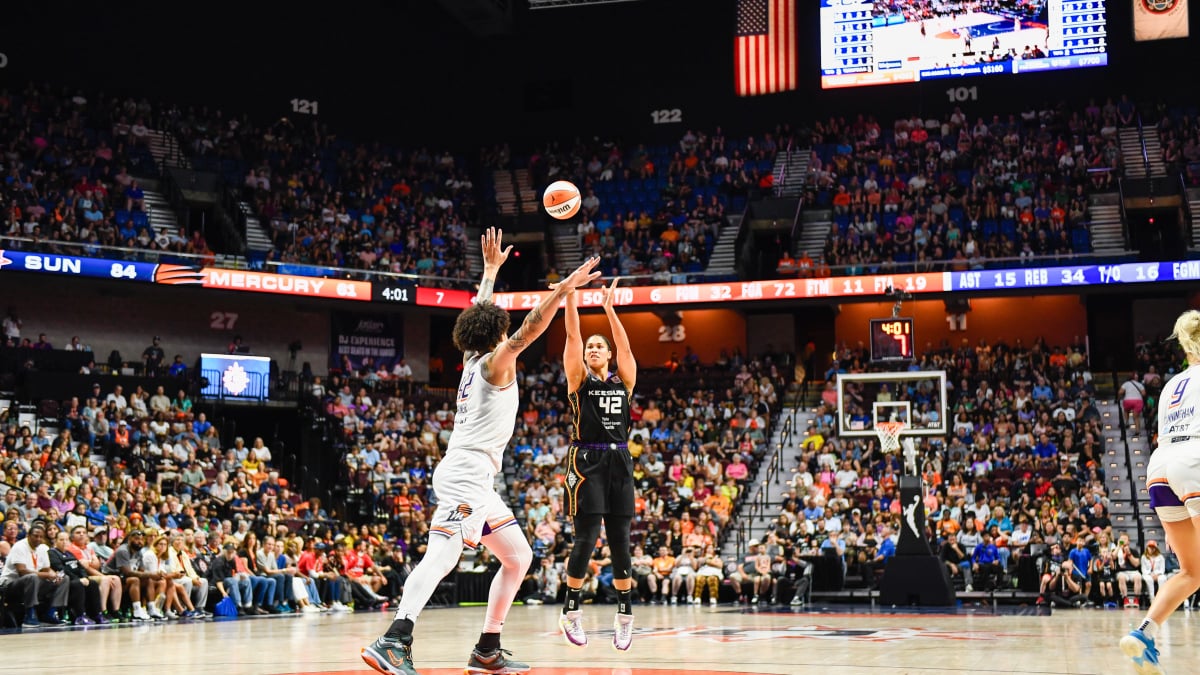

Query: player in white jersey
[363,228,601,675]
[1123,310,1200,675]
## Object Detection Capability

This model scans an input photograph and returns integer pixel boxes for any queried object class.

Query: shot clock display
[870,317,915,362]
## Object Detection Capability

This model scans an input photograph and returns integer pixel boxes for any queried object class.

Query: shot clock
[870,317,914,362]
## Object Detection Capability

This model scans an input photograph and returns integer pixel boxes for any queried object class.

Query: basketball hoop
[875,420,907,454]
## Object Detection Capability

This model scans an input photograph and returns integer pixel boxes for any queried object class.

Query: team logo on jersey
[446,504,473,521]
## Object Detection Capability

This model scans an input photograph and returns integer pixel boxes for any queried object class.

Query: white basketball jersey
[444,354,518,473]
[1159,365,1200,449]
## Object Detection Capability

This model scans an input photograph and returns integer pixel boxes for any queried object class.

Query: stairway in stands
[1189,187,1200,249]
[493,169,522,217]
[1100,398,1162,546]
[794,208,831,259]
[722,405,812,558]
[770,148,811,198]
[705,214,742,275]
[513,169,539,215]
[550,223,582,274]
[144,127,271,260]
[1117,127,1167,178]
[1087,194,1127,255]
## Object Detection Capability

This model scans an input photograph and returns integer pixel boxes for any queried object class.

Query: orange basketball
[543,180,581,220]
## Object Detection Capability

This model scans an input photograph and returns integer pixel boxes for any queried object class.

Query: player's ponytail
[1170,309,1200,361]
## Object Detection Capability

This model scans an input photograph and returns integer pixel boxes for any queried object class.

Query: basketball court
[5,604,1196,674]
[872,12,1051,69]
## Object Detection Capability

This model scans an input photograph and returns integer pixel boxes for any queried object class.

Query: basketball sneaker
[360,635,417,675]
[559,610,587,647]
[612,613,634,651]
[465,647,531,674]
[1119,629,1164,675]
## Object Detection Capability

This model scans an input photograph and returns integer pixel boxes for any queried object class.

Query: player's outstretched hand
[602,276,620,310]
[560,256,602,291]
[481,227,513,271]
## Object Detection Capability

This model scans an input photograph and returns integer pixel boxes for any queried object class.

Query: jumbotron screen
[820,0,1107,88]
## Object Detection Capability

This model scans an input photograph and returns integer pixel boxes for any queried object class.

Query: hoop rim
[874,420,908,435]
[874,420,907,451]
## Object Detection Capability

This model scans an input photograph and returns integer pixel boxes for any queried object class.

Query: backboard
[835,370,948,438]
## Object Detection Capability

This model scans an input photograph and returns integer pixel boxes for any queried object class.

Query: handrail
[1113,368,1145,550]
[1118,177,1130,249]
[775,138,793,197]
[1135,113,1152,179]
[1181,172,1194,247]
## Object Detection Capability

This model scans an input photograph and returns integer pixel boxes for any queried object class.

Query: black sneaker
[466,647,531,674]
[361,636,417,675]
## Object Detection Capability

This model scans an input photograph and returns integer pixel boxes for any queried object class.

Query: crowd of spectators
[5,84,1172,293]
[766,337,1169,608]
[784,98,1127,279]
[0,311,429,626]
[491,128,786,282]
[1155,104,1200,185]
[0,84,206,260]
[322,345,793,607]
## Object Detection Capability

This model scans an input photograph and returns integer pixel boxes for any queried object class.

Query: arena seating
[792,101,1125,278]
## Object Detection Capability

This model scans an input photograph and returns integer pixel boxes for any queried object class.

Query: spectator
[0,521,69,627]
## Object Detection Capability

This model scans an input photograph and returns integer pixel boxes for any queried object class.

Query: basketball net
[875,420,907,455]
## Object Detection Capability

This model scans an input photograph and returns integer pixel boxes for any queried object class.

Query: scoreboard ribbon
[5,250,1200,307]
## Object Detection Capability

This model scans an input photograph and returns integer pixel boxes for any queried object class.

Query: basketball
[542,180,581,220]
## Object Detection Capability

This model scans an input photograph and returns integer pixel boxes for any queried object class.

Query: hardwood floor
[2,603,1192,674]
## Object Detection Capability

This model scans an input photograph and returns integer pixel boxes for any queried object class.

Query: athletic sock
[1138,617,1160,640]
[477,631,501,652]
[385,617,415,642]
[617,590,633,615]
[564,587,583,613]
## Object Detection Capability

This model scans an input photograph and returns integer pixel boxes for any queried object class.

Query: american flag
[735,0,797,97]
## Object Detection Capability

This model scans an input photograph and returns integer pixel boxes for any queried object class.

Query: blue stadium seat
[1071,229,1091,253]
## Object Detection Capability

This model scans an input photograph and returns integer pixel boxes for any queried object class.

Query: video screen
[820,0,1107,88]
[200,353,271,401]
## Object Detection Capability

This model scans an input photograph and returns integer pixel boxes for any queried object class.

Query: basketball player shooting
[1121,310,1200,675]
[557,276,638,651]
[362,228,601,675]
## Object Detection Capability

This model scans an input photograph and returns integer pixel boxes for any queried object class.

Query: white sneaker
[709,598,717,606]
[332,602,351,612]
[559,610,587,647]
[302,604,320,614]
[613,613,634,651]
[148,606,166,620]
[165,610,179,620]
[133,606,151,621]
[692,597,701,605]
[669,596,677,605]
[525,598,543,606]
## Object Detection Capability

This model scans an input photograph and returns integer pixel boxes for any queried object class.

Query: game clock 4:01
[870,317,914,362]
[373,281,416,304]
